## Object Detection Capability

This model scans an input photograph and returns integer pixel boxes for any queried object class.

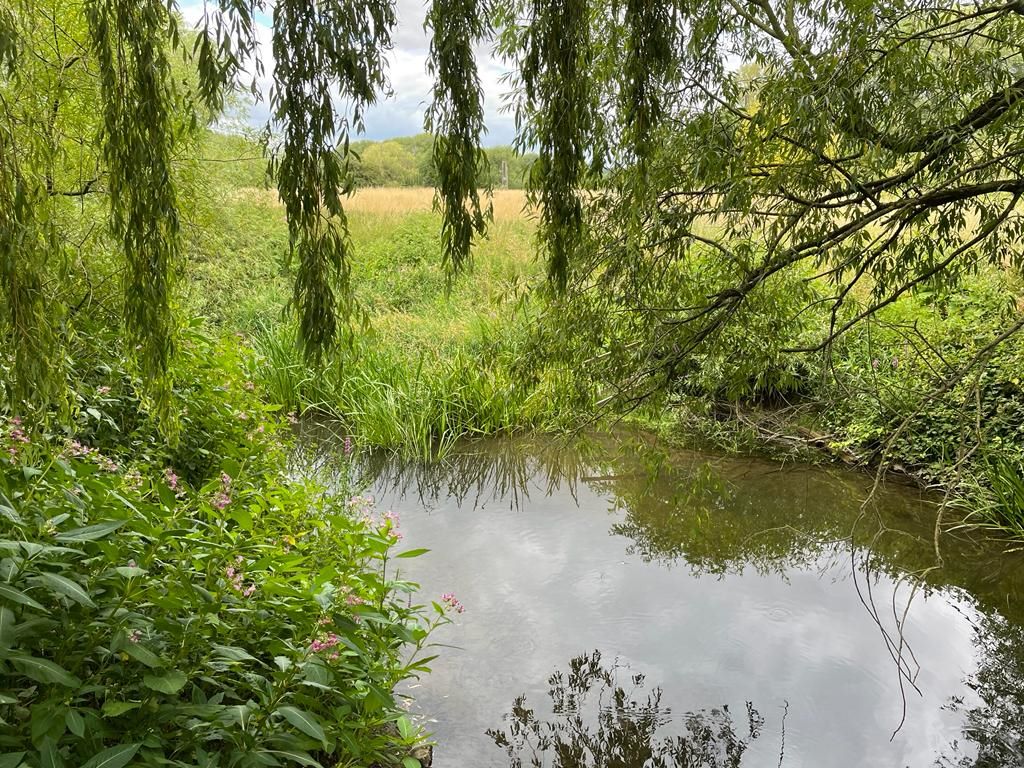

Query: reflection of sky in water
[350,435,1024,767]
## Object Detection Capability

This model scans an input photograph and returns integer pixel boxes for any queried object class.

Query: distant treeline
[348,134,537,189]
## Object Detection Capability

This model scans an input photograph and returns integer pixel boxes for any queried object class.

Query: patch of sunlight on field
[228,186,532,222]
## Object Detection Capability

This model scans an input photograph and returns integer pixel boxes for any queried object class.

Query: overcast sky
[179,1,518,146]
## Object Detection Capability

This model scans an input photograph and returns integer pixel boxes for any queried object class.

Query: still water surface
[333,431,1024,766]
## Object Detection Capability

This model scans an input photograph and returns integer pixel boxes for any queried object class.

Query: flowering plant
[0,335,451,767]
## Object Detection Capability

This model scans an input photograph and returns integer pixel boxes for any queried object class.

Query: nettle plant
[0,423,449,768]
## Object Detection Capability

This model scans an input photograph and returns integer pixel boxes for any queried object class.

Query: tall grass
[186,131,588,457]
[250,320,589,458]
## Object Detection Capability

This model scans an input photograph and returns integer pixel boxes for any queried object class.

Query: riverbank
[193,132,1024,542]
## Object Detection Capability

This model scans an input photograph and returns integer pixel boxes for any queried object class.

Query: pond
[312,429,1024,767]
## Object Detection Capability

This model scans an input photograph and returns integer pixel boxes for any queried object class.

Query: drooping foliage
[5,0,1024,444]
[497,0,599,290]
[86,0,183,422]
[425,0,492,276]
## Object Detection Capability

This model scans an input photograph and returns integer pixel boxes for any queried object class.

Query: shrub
[0,334,450,767]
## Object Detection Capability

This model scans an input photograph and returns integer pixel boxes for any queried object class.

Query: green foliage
[345,135,537,190]
[249,313,589,459]
[497,0,598,290]
[425,0,491,275]
[267,1,395,363]
[86,0,184,424]
[0,329,445,767]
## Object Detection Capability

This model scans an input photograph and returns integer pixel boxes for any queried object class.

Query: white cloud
[179,1,517,146]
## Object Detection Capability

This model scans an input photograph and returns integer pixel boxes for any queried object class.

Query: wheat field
[230,185,532,222]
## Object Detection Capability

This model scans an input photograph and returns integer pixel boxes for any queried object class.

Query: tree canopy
[3,0,1023,418]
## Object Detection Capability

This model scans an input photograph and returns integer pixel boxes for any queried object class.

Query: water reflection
[295,426,1024,766]
[488,651,767,768]
[935,614,1024,767]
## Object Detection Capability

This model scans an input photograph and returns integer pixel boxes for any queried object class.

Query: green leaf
[396,715,414,740]
[101,701,140,718]
[79,743,140,768]
[55,521,125,543]
[212,644,257,663]
[278,706,326,746]
[10,655,81,688]
[0,584,45,611]
[34,573,95,607]
[143,670,187,694]
[65,709,85,738]
[0,606,15,645]
[261,751,324,768]
[124,643,162,668]
[0,752,26,768]
[114,566,147,579]
[395,548,430,559]
[402,758,421,768]
[39,738,64,768]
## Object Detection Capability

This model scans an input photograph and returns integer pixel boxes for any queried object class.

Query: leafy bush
[0,333,450,767]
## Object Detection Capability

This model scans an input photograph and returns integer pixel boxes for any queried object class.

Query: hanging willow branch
[425,0,491,276]
[269,0,395,362]
[501,0,596,291]
[86,0,181,423]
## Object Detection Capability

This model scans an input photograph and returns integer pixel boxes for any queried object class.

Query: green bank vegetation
[4,0,1024,765]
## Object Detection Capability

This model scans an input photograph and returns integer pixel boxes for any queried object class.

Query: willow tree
[486,0,1024,424]
[4,0,1024,426]
[0,0,490,420]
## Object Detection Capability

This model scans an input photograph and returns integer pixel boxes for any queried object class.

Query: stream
[311,429,1024,767]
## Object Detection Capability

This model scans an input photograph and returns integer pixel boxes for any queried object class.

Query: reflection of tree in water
[935,614,1024,767]
[295,426,1024,764]
[487,651,766,768]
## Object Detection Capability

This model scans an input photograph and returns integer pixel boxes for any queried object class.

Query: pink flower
[97,386,111,395]
[164,468,179,490]
[128,629,142,644]
[441,592,465,614]
[212,492,231,510]
[345,593,365,606]
[343,436,353,456]
[310,633,341,653]
[243,584,256,597]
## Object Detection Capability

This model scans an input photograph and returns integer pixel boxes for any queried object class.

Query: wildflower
[310,633,341,653]
[225,561,245,593]
[871,359,880,370]
[441,592,465,614]
[345,593,365,606]
[318,616,332,626]
[97,385,111,395]
[212,492,231,510]
[891,356,899,369]
[343,436,353,456]
[128,629,142,644]
[243,584,257,598]
[127,560,137,569]
[237,411,249,421]
[164,468,179,491]
[244,380,255,391]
